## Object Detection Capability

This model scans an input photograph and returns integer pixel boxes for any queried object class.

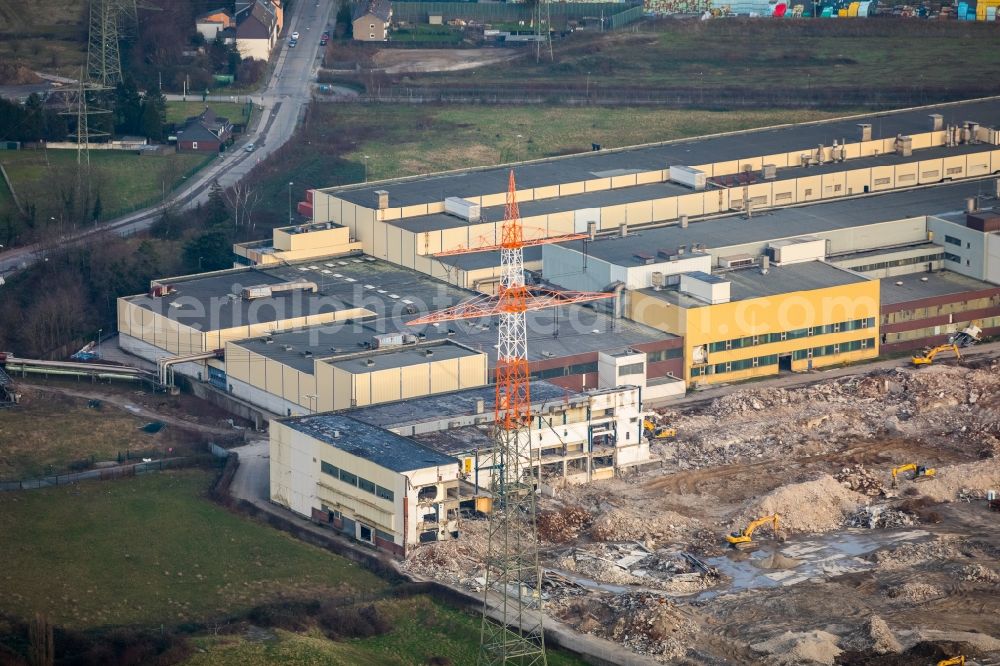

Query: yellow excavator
[726,513,781,549]
[937,656,965,666]
[891,463,936,488]
[643,417,676,440]
[912,343,961,367]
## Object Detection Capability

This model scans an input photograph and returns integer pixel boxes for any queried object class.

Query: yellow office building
[629,261,880,385]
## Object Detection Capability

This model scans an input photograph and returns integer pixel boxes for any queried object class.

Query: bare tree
[224,181,261,231]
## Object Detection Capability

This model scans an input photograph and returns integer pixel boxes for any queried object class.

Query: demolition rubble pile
[555,543,718,594]
[913,459,1000,501]
[750,630,843,666]
[847,505,917,529]
[870,535,963,571]
[589,507,698,544]
[841,615,903,655]
[733,474,868,534]
[401,518,487,583]
[883,581,943,603]
[835,465,886,497]
[660,363,1000,468]
[551,593,698,662]
[960,563,1000,583]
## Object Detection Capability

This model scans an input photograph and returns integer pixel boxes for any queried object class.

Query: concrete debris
[590,507,695,543]
[910,460,1000,502]
[884,581,943,603]
[959,563,1000,583]
[750,630,843,665]
[552,593,697,662]
[734,474,867,534]
[537,505,591,544]
[660,364,1000,473]
[835,465,886,497]
[870,536,961,571]
[842,615,903,655]
[556,543,718,594]
[848,504,917,529]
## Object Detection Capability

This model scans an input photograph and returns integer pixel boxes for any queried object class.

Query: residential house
[352,0,392,41]
[235,0,283,61]
[176,108,233,153]
[196,8,235,41]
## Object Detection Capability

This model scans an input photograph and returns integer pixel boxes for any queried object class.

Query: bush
[247,600,321,632]
[316,603,392,640]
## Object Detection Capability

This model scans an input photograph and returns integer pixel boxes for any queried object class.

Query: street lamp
[287,181,294,224]
[198,256,204,271]
[516,134,523,161]
[306,394,318,413]
[363,155,369,183]
[97,328,102,359]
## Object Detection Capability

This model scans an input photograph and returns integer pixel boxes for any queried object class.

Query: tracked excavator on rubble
[643,415,676,440]
[891,463,936,488]
[726,514,782,550]
[912,343,961,367]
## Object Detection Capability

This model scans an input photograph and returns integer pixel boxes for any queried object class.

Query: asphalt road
[0,0,337,277]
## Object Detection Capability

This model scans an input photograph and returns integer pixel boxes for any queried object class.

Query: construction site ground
[404,354,1000,665]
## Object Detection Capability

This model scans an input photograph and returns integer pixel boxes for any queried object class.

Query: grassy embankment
[0,469,586,664]
[247,104,849,224]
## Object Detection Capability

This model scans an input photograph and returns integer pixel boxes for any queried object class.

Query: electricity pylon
[409,172,611,665]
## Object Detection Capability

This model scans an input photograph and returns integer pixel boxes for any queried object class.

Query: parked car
[289,39,297,47]
[291,31,300,40]
[320,38,328,46]
[245,142,255,152]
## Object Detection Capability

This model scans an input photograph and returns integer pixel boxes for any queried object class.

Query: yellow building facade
[629,266,881,385]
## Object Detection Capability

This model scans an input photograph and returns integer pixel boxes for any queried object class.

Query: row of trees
[0,95,68,143]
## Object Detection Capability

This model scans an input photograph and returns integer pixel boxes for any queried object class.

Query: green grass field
[0,469,387,628]
[0,0,86,78]
[0,385,203,480]
[402,19,1000,99]
[165,101,254,126]
[185,596,586,666]
[245,103,848,226]
[0,149,210,224]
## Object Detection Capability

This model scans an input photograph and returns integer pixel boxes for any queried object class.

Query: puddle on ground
[697,528,931,600]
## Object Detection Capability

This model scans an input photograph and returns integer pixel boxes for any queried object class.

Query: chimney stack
[679,214,689,229]
[587,220,596,241]
[619,222,628,238]
[966,197,977,213]
[374,190,389,210]
[761,255,770,274]
[929,114,943,131]
[858,123,872,142]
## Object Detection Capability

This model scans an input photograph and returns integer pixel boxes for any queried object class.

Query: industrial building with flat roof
[300,98,1000,281]
[270,413,462,555]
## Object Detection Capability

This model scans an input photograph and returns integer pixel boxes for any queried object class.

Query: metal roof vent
[332,430,341,438]
[895,281,904,286]
[365,358,375,367]
[425,349,434,357]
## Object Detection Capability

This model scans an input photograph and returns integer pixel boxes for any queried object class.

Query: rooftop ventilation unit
[444,197,481,223]
[241,280,318,300]
[718,254,755,269]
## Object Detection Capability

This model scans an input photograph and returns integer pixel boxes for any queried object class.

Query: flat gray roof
[325,342,479,375]
[280,414,458,472]
[344,380,580,430]
[126,255,471,331]
[413,426,493,456]
[388,142,998,234]
[328,98,1000,209]
[436,246,542,270]
[639,261,869,308]
[880,270,1000,306]
[830,242,943,264]
[559,179,995,267]
[228,302,673,368]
